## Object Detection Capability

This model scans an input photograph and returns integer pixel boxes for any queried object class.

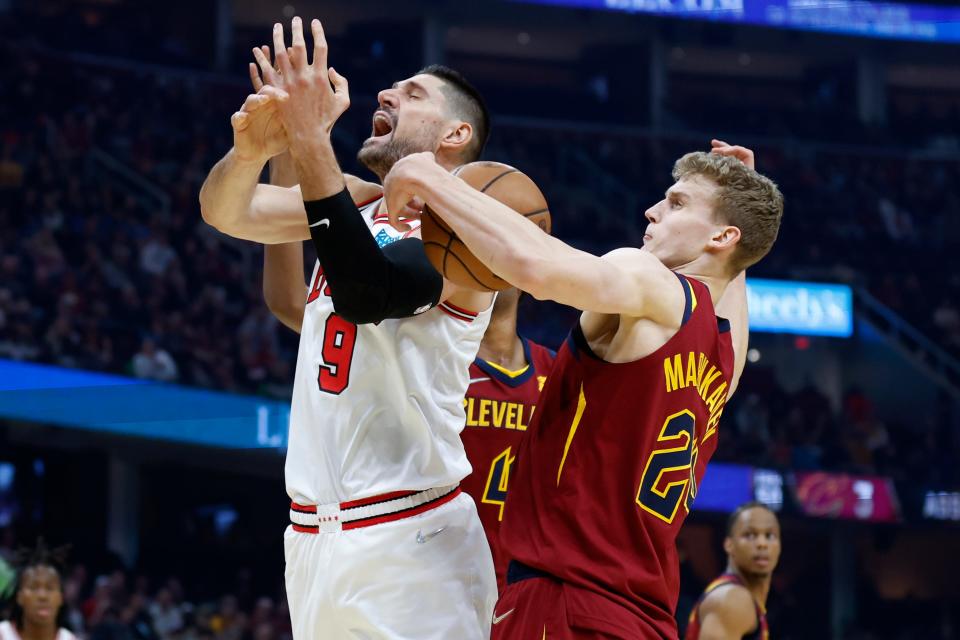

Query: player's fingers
[716,144,747,157]
[311,19,328,70]
[405,196,425,214]
[383,192,412,233]
[289,16,307,67]
[711,138,729,149]
[391,215,412,233]
[329,67,350,104]
[400,199,424,225]
[259,85,290,102]
[240,92,270,112]
[231,111,249,131]
[249,63,264,92]
[252,46,277,85]
[273,23,293,76]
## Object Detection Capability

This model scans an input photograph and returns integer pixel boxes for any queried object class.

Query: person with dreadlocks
[0,539,75,640]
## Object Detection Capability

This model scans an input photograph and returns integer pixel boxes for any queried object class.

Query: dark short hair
[725,501,778,537]
[10,539,70,630]
[418,64,490,162]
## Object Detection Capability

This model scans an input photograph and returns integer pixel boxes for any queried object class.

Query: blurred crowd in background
[0,525,946,640]
[2,3,960,638]
[0,531,291,640]
[2,41,958,487]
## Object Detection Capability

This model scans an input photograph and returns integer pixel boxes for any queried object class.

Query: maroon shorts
[491,563,673,639]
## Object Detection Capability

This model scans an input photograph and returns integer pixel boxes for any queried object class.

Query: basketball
[420,161,551,292]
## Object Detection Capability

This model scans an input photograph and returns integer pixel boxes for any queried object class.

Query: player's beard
[358,127,441,181]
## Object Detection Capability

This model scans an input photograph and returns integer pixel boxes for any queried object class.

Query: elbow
[198,182,222,231]
[333,307,377,326]
[198,180,239,235]
[263,295,304,334]
[329,293,379,326]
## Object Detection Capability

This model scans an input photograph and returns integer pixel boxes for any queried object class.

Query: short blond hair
[672,152,784,272]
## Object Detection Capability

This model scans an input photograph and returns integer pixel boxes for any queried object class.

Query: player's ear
[710,225,741,252]
[439,121,473,155]
[723,536,734,555]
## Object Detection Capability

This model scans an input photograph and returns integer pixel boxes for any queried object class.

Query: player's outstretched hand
[383,152,442,232]
[252,18,350,143]
[711,139,755,170]
[230,89,287,163]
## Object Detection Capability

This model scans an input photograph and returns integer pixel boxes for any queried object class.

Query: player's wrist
[287,127,332,158]
[230,145,271,167]
[405,159,447,197]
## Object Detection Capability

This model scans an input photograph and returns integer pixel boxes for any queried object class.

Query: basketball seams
[445,240,500,290]
[443,225,455,278]
[522,207,549,217]
[479,169,519,193]
[420,161,549,292]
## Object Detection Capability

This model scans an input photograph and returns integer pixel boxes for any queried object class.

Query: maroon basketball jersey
[499,275,734,636]
[686,573,769,640]
[460,336,555,591]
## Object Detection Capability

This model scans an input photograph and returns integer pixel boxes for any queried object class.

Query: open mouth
[370,111,395,140]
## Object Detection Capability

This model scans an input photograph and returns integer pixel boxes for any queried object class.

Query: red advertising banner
[793,472,900,523]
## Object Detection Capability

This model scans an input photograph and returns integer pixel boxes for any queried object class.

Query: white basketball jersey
[285,199,493,505]
[0,622,75,640]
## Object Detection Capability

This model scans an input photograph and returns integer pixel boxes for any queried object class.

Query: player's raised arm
[694,586,760,640]
[262,150,308,333]
[198,86,316,244]
[714,271,748,397]
[255,18,489,324]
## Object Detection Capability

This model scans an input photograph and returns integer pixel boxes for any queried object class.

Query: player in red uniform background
[460,287,555,591]
[382,141,783,638]
[685,502,780,640]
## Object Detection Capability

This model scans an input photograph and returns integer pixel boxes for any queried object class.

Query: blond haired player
[382,142,781,637]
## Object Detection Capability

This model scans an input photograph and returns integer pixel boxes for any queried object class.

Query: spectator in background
[121,594,158,640]
[131,339,178,383]
[83,576,114,627]
[149,588,183,639]
[139,228,178,278]
[1,540,76,640]
[207,596,244,640]
[62,568,87,638]
[733,393,772,462]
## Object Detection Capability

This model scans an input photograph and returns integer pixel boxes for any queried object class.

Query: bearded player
[685,503,780,640]
[241,26,554,609]
[196,17,547,638]
[383,142,782,637]
[257,155,555,596]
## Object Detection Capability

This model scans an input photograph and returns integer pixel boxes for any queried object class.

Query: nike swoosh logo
[469,377,491,384]
[492,608,515,625]
[415,526,446,544]
[309,218,331,228]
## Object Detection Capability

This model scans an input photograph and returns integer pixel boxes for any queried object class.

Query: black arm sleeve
[303,189,443,325]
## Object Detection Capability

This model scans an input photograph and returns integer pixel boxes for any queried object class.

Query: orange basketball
[420,161,551,292]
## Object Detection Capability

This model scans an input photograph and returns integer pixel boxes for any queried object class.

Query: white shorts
[284,491,497,639]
